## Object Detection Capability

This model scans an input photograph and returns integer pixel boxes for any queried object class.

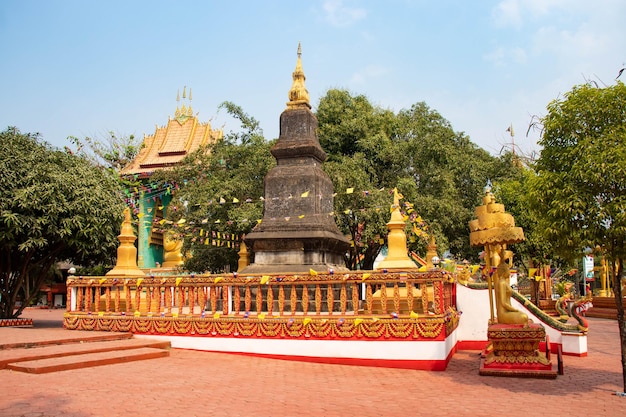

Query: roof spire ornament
[286,42,311,110]
[174,86,193,125]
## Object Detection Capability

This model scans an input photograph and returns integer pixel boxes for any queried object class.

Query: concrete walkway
[1,308,625,417]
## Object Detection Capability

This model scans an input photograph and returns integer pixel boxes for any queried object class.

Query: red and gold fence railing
[65,270,459,340]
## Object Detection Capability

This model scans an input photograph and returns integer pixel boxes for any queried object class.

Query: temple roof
[121,87,223,176]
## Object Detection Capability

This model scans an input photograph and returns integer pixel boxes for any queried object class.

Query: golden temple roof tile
[121,100,222,176]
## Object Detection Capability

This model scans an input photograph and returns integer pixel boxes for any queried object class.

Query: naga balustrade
[64,270,459,339]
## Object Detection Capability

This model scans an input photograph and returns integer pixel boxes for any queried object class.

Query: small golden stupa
[106,208,145,277]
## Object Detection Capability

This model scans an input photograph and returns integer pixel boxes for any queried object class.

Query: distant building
[120,87,222,268]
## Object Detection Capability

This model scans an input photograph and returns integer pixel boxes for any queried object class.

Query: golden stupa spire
[287,42,311,110]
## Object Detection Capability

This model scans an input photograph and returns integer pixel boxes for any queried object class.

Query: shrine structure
[62,45,588,373]
[241,43,350,274]
[120,88,223,269]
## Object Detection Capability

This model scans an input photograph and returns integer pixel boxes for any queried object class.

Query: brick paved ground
[1,308,625,417]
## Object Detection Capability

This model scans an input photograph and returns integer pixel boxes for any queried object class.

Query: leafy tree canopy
[317,89,513,266]
[529,82,626,262]
[527,82,626,392]
[0,127,126,318]
[68,131,142,170]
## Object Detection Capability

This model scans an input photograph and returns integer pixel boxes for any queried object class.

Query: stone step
[0,331,133,350]
[0,338,170,369]
[6,347,169,374]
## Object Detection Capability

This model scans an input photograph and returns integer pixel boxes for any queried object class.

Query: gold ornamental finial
[287,42,311,110]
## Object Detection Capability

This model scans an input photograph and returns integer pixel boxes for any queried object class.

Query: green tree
[69,131,142,170]
[528,82,626,392]
[317,89,510,265]
[0,127,125,319]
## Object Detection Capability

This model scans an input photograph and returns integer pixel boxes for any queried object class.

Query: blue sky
[1,0,624,157]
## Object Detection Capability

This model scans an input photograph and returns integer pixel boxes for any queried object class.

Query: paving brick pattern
[1,308,625,417]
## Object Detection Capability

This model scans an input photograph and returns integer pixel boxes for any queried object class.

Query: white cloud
[322,0,367,28]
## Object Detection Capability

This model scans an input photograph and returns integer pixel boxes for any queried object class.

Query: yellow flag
[346,187,354,194]
[219,197,226,204]
[361,273,371,281]
[354,318,363,326]
[213,312,221,319]
[303,317,312,326]
[175,277,183,286]
[301,191,310,198]
[260,275,270,285]
[233,197,239,203]
[529,268,537,278]
[309,269,318,276]
[410,311,420,319]
[134,311,141,317]
[258,313,266,320]
[99,278,107,285]
[177,218,186,224]
[136,278,143,287]
[298,214,305,219]
[98,312,104,317]
[137,213,144,218]
[214,277,223,284]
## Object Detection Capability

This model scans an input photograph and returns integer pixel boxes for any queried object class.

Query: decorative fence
[64,270,460,341]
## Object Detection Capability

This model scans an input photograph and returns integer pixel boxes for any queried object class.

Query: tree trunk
[612,257,626,393]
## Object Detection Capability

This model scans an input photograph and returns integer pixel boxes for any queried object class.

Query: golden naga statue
[469,183,527,325]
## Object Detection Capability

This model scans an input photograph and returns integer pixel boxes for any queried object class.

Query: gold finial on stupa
[286,42,311,110]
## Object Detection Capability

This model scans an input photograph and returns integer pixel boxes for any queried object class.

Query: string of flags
[121,177,430,246]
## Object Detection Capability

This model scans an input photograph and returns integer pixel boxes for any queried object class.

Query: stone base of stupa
[241,232,349,274]
[479,322,558,379]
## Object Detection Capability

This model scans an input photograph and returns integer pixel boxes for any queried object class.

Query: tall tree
[68,131,142,170]
[317,89,509,264]
[528,82,626,392]
[0,127,125,318]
